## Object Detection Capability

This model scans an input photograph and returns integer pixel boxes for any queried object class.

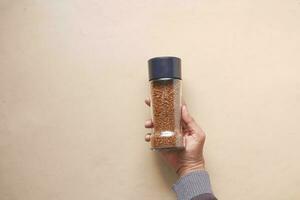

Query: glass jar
[147,56,185,151]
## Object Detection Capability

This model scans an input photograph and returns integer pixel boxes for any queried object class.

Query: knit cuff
[172,170,213,200]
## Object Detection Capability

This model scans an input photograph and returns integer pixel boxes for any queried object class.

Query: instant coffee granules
[150,79,181,148]
[147,57,185,151]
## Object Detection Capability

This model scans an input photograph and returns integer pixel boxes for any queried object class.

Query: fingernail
[145,133,151,142]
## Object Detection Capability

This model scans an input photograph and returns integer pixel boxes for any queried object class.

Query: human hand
[144,98,206,177]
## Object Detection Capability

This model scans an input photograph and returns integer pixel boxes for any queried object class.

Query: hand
[144,98,206,177]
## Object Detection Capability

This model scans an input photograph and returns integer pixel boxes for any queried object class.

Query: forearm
[172,170,217,200]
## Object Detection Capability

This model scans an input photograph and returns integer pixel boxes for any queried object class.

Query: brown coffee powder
[150,79,182,149]
[151,135,177,148]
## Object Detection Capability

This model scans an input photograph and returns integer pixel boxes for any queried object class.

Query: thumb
[182,104,195,125]
[182,105,203,137]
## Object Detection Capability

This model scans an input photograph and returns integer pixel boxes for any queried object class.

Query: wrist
[176,162,205,177]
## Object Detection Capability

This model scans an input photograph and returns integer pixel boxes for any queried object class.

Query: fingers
[144,119,153,128]
[145,98,151,107]
[144,98,153,143]
[144,98,152,143]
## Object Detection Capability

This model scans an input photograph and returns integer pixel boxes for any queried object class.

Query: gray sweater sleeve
[172,171,217,200]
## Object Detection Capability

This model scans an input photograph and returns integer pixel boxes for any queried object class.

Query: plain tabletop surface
[1,0,300,200]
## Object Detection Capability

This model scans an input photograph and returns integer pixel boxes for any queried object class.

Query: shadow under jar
[148,57,185,151]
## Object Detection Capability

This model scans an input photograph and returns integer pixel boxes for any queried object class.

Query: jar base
[151,146,185,152]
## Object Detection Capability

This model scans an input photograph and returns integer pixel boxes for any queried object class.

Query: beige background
[1,0,300,199]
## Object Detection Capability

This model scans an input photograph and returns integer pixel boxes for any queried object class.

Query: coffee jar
[147,56,185,151]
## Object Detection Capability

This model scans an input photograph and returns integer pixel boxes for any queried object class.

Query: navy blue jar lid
[148,56,181,81]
